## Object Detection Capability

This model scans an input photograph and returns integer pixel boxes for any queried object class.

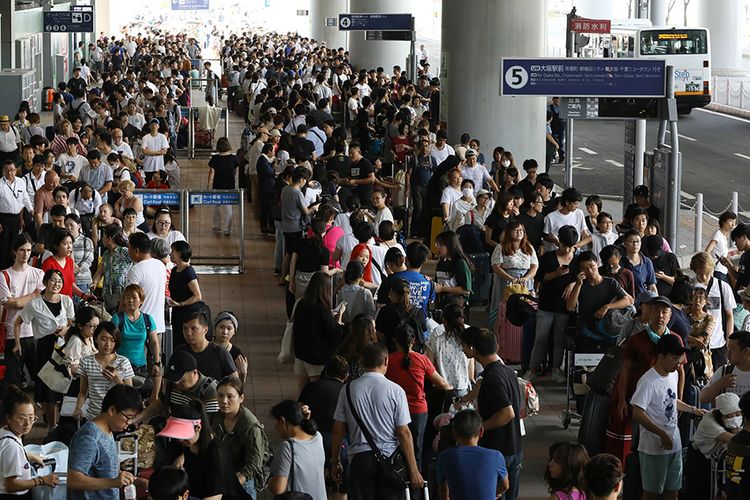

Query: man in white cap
[0,115,20,164]
[461,148,499,194]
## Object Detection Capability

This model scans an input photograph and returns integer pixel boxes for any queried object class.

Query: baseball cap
[269,129,281,137]
[156,401,202,439]
[655,333,689,355]
[149,118,160,126]
[635,290,657,308]
[715,392,741,416]
[465,148,477,158]
[164,350,197,382]
[633,185,649,197]
[647,295,673,308]
[476,189,491,198]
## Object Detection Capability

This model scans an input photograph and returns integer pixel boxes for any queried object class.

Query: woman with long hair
[269,400,327,499]
[348,243,378,291]
[544,441,589,500]
[50,119,86,156]
[336,313,378,379]
[434,230,473,307]
[0,385,59,497]
[41,227,94,301]
[376,278,428,352]
[289,218,331,300]
[62,306,100,378]
[292,272,346,390]
[484,191,515,249]
[212,376,272,500]
[336,261,376,324]
[64,213,95,304]
[147,207,186,245]
[489,220,538,331]
[168,241,203,349]
[426,303,474,398]
[91,224,133,313]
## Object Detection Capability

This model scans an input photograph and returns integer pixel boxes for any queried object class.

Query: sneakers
[273,269,282,277]
[552,368,567,384]
[522,370,536,382]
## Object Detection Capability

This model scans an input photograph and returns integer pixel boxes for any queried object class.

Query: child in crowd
[544,441,589,500]
[591,212,618,262]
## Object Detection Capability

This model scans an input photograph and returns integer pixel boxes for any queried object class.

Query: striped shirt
[165,375,219,414]
[79,354,134,420]
[102,245,133,293]
[72,233,95,286]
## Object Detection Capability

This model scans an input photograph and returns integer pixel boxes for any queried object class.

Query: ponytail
[271,399,318,437]
[393,319,418,370]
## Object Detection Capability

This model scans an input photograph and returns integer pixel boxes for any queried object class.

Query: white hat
[716,392,741,415]
[455,146,467,161]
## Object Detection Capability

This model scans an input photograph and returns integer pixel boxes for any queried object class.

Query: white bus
[582,23,711,113]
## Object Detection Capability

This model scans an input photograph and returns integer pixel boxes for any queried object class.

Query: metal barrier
[186,106,230,159]
[183,189,245,274]
[688,190,741,252]
[133,189,185,214]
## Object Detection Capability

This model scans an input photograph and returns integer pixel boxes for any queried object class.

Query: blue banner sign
[189,192,240,206]
[43,11,94,33]
[171,0,209,11]
[338,13,412,31]
[137,191,180,206]
[500,58,666,98]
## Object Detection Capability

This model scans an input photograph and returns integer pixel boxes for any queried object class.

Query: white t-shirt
[373,207,394,237]
[709,229,730,274]
[126,258,167,332]
[461,164,491,192]
[543,208,589,252]
[147,231,187,246]
[708,364,750,400]
[440,186,462,213]
[430,144,454,165]
[695,278,736,349]
[591,230,618,263]
[491,246,539,271]
[113,141,135,159]
[691,410,731,458]
[56,153,89,181]
[0,266,45,339]
[0,428,32,494]
[630,367,682,455]
[141,133,169,173]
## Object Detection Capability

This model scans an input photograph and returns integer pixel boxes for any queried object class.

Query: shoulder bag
[344,382,408,489]
[274,440,313,500]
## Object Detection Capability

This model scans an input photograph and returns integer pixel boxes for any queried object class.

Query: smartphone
[560,265,570,270]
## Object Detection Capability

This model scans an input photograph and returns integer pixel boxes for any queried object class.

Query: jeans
[529,310,569,372]
[503,451,523,500]
[410,184,427,237]
[73,282,90,308]
[240,478,256,500]
[409,412,428,471]
[274,220,285,271]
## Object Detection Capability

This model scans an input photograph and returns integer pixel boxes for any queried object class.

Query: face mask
[725,416,743,429]
[462,187,474,198]
[501,160,511,167]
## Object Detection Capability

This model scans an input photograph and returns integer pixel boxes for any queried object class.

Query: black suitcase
[468,252,491,306]
[577,390,609,456]
[622,452,642,500]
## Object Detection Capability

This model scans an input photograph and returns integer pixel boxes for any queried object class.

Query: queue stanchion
[184,189,245,274]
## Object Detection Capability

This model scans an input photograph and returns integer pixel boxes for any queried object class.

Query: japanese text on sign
[501,58,666,98]
[136,192,180,206]
[569,17,611,34]
[189,192,241,206]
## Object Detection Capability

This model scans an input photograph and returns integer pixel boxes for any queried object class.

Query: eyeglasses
[16,415,38,425]
[85,322,99,329]
[119,411,138,422]
[156,220,171,225]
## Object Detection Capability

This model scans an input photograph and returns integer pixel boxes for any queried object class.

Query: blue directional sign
[171,0,209,11]
[43,11,94,33]
[136,191,180,206]
[338,13,412,31]
[189,192,240,206]
[500,58,666,98]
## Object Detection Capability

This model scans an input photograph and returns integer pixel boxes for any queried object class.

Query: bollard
[732,192,739,215]
[694,193,703,253]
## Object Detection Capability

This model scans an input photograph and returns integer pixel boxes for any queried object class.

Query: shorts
[294,358,325,378]
[639,451,682,494]
[283,231,303,256]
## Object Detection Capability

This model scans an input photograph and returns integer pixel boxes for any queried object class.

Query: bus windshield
[639,30,708,55]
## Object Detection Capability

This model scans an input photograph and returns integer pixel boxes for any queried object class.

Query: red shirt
[41,256,75,297]
[392,136,412,164]
[145,181,169,190]
[386,351,436,414]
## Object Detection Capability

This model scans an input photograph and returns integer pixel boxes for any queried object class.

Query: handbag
[278,300,299,364]
[345,383,409,489]
[274,440,313,500]
[38,348,72,394]
[503,282,529,301]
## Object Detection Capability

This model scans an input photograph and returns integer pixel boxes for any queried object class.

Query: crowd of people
[0,20,748,500]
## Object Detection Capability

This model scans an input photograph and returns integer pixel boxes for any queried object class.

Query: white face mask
[725,416,743,429]
[501,160,511,167]
[462,187,474,198]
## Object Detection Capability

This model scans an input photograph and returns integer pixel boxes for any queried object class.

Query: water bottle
[124,484,136,500]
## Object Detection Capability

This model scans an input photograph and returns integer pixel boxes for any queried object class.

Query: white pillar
[348,0,412,73]
[573,0,617,19]
[441,0,546,165]
[649,0,668,26]
[699,0,744,75]
[310,0,349,50]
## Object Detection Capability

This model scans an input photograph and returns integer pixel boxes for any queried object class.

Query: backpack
[518,377,540,418]
[66,101,86,123]
[132,169,145,188]
[505,294,538,327]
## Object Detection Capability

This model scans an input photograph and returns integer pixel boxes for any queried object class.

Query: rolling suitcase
[577,390,609,456]
[495,302,523,364]
[468,253,491,306]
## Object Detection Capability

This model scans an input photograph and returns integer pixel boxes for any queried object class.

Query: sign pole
[666,65,681,252]
[564,7,576,185]
[409,16,417,80]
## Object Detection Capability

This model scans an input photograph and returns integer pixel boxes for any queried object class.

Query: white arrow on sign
[339,16,351,29]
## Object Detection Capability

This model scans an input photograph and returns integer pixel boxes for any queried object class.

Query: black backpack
[505,293,538,327]
[66,101,86,123]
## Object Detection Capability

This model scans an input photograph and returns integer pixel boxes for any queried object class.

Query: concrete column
[572,0,617,19]
[699,0,744,75]
[310,0,348,50]
[0,0,16,68]
[649,0,668,26]
[348,0,412,73]
[441,0,547,168]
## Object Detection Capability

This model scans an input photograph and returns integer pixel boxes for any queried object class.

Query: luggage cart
[117,432,139,476]
[710,450,726,500]
[561,332,606,430]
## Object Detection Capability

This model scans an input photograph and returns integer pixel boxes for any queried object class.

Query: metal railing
[686,190,741,253]
[186,106,230,159]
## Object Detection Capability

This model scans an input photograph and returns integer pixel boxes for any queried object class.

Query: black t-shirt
[375,304,427,352]
[290,136,315,162]
[650,252,681,297]
[183,438,235,498]
[349,158,374,206]
[168,265,199,303]
[327,154,352,179]
[517,211,545,251]
[577,277,626,330]
[516,178,536,202]
[376,274,401,305]
[477,360,522,456]
[624,202,660,224]
[298,378,344,434]
[726,429,750,500]
[485,213,513,244]
[174,343,237,381]
[208,154,239,189]
[537,252,577,313]
[295,238,330,272]
[737,251,750,290]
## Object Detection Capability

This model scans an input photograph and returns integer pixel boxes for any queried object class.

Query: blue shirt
[113,312,155,368]
[621,253,656,294]
[394,270,435,318]
[69,422,119,500]
[437,445,507,500]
